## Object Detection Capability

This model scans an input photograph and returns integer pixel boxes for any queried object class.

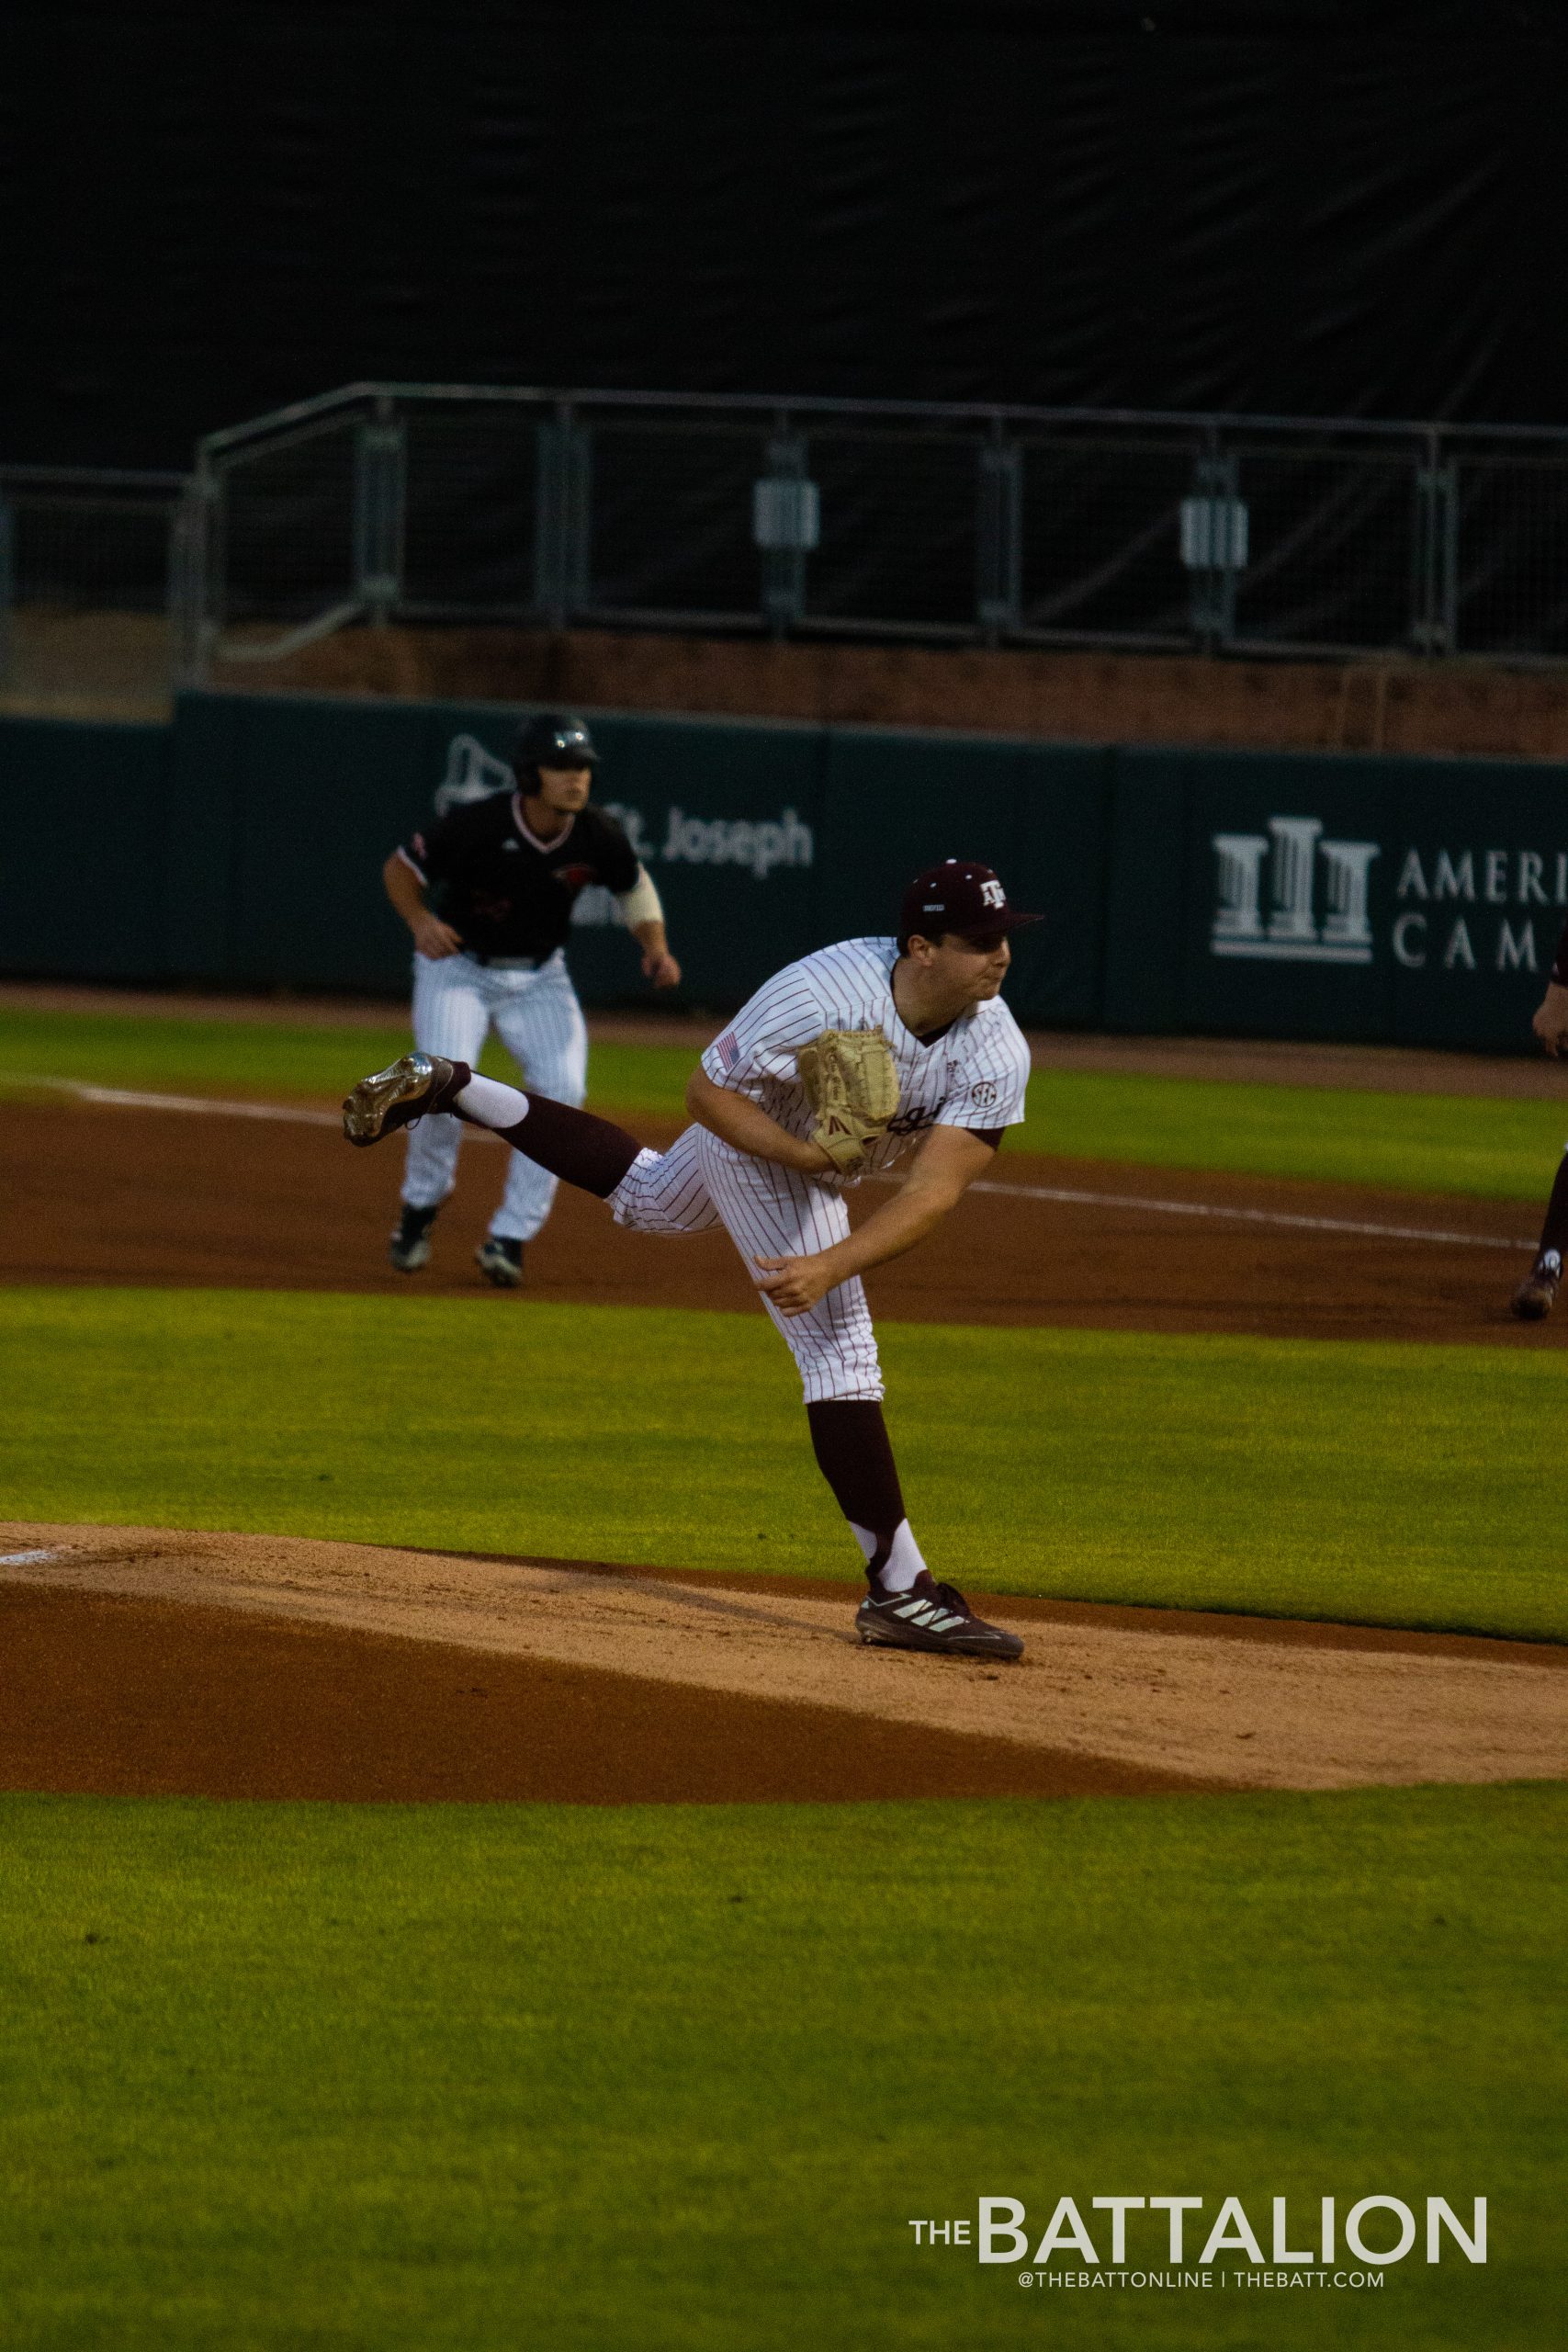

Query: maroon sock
[483,1093,641,1200]
[1537,1152,1568,1261]
[806,1399,908,1578]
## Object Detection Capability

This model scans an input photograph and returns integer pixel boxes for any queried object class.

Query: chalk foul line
[8,1072,1536,1250]
[964,1175,1534,1252]
[5,1073,500,1141]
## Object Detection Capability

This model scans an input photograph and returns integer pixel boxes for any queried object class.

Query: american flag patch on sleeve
[714,1031,739,1073]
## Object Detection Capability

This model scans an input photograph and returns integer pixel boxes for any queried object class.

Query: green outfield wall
[3,690,1562,1050]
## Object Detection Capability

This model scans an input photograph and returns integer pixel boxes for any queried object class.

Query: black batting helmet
[514,712,600,778]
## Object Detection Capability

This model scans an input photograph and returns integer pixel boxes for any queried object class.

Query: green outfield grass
[0,1784,1558,2352]
[3,1286,1565,1639]
[2,1003,1563,1198]
[1012,1068,1566,1202]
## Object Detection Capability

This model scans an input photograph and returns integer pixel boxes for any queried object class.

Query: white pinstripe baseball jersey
[448,932,1033,1402]
[699,935,1032,1183]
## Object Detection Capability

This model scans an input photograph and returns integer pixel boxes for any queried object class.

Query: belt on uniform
[463,951,547,971]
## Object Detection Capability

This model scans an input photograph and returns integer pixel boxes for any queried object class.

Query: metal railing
[13,389,1568,706]
[0,465,190,712]
[168,382,1568,679]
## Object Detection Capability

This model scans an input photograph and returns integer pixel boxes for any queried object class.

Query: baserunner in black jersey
[381,711,681,1287]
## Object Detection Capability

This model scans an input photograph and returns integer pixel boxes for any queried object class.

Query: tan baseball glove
[796,1028,901,1174]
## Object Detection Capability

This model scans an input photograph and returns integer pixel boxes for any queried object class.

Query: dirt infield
[0,1091,1550,1342]
[2,1524,1563,1804]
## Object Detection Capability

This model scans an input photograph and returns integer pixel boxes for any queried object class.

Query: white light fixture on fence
[1180,452,1248,646]
[753,439,819,634]
[751,476,820,552]
[1179,493,1249,571]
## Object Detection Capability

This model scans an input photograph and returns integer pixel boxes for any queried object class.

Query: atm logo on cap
[1211,819,1379,966]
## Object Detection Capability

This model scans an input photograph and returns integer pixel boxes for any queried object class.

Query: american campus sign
[1211,816,1568,978]
[1135,751,1568,1047]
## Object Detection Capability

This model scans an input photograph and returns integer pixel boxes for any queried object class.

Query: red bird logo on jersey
[555,863,597,892]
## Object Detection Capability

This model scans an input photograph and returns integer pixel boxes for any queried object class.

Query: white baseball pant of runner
[608,1125,884,1404]
[403,950,589,1243]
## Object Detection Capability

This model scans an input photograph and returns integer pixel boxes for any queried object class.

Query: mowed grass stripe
[0,1007,703,1119]
[1015,1067,1568,1204]
[0,1786,1560,2352]
[2,1006,1565,1199]
[2,1287,1564,1638]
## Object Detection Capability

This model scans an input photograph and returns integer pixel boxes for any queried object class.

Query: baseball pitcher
[344,859,1036,1659]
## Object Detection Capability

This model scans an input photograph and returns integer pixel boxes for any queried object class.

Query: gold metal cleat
[342,1053,454,1147]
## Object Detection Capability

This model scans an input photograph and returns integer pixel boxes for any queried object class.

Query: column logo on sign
[1211,819,1381,965]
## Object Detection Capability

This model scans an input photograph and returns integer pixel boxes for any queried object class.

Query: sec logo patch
[970,1080,998,1108]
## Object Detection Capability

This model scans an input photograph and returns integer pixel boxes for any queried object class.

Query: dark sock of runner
[492,1094,642,1199]
[806,1400,911,1581]
[1536,1149,1568,1264]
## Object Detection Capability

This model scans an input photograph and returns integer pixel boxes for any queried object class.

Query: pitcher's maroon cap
[899,859,1043,944]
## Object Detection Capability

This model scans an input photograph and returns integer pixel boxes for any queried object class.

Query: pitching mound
[3,1523,1563,1804]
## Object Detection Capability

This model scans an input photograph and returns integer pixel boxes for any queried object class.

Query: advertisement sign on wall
[5,697,1564,1056]
[1109,750,1567,1052]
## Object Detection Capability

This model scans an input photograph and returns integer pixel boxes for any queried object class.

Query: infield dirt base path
[0,1097,1553,1344]
[3,1523,1563,1804]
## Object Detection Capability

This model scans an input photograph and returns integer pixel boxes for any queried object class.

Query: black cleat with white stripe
[855,1572,1024,1662]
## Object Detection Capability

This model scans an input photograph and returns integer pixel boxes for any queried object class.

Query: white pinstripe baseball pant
[403,950,588,1243]
[609,1126,884,1404]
